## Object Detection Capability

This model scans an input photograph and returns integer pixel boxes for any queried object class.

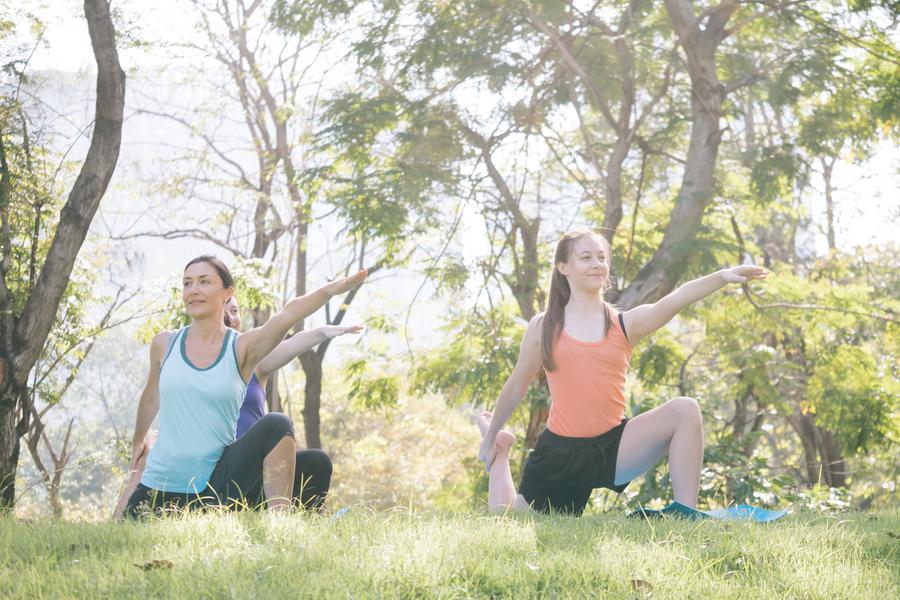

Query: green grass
[1,508,897,599]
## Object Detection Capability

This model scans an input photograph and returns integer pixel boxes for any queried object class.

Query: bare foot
[475,411,515,454]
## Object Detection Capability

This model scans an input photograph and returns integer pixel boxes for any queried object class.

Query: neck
[566,286,605,313]
[189,315,227,341]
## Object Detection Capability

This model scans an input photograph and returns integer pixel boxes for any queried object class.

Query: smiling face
[182,261,234,321]
[556,234,611,293]
[225,296,242,330]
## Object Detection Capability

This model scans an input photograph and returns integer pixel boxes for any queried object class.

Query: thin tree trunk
[820,428,847,487]
[821,157,836,250]
[299,351,322,449]
[265,370,282,413]
[787,411,821,484]
[0,390,20,507]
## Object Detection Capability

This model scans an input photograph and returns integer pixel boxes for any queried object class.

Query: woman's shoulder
[527,312,546,330]
[149,328,181,363]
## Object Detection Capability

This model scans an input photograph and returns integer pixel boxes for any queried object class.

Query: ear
[556,261,569,277]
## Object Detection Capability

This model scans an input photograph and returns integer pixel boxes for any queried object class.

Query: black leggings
[125,413,332,518]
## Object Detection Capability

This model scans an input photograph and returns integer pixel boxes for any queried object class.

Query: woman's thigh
[614,398,693,486]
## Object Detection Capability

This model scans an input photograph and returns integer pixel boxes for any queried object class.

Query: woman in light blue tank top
[113,294,361,518]
[122,255,367,517]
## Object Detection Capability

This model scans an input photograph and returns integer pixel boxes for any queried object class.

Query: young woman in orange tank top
[476,230,768,515]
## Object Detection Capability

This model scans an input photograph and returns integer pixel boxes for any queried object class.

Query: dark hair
[183,255,235,290]
[541,230,613,372]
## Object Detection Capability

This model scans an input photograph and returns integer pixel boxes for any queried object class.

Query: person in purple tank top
[225,296,361,440]
[224,295,360,509]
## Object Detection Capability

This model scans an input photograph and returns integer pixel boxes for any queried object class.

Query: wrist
[321,283,337,299]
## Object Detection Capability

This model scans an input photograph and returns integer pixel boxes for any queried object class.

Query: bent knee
[669,396,702,425]
[298,449,333,478]
[259,412,295,438]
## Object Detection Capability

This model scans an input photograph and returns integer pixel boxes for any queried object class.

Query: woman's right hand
[479,436,498,471]
[129,442,146,471]
[130,433,156,472]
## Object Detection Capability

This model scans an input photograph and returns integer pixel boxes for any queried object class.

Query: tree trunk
[787,411,821,484]
[0,388,20,508]
[618,0,735,309]
[787,411,847,487]
[0,0,124,511]
[299,351,322,449]
[819,427,848,487]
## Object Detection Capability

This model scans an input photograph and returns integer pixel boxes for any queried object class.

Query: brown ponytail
[541,230,613,372]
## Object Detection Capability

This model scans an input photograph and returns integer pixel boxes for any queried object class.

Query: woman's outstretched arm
[255,325,363,379]
[622,265,768,345]
[236,270,367,380]
[479,315,544,469]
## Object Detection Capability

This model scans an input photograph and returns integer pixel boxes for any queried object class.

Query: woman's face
[558,235,610,292]
[182,261,233,320]
[225,297,242,330]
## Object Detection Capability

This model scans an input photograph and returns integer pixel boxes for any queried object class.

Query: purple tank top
[235,373,266,439]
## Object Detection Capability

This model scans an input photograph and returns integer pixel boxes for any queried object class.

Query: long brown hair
[540,230,612,372]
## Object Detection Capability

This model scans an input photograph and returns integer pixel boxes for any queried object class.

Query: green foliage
[269,0,354,37]
[346,358,400,411]
[412,304,524,407]
[750,144,806,204]
[808,345,898,454]
[633,331,685,392]
[230,258,279,315]
[304,91,459,264]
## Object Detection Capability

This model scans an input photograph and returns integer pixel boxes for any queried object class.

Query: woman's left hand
[322,325,364,339]
[721,265,769,284]
[324,270,368,297]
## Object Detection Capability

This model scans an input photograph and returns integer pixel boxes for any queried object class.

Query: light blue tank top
[142,327,247,493]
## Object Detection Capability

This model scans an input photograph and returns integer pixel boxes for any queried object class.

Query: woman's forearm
[651,270,728,325]
[256,328,328,376]
[131,393,158,448]
[274,288,332,334]
[664,270,727,311]
[485,379,528,441]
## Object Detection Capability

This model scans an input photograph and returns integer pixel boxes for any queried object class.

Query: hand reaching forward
[321,324,364,339]
[324,269,368,297]
[722,265,769,284]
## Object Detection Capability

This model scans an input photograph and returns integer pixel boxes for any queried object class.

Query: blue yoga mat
[628,501,788,522]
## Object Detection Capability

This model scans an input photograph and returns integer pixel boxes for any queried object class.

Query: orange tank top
[545,306,632,438]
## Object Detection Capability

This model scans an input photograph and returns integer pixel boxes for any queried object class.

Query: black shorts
[125,413,309,518]
[519,419,630,516]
